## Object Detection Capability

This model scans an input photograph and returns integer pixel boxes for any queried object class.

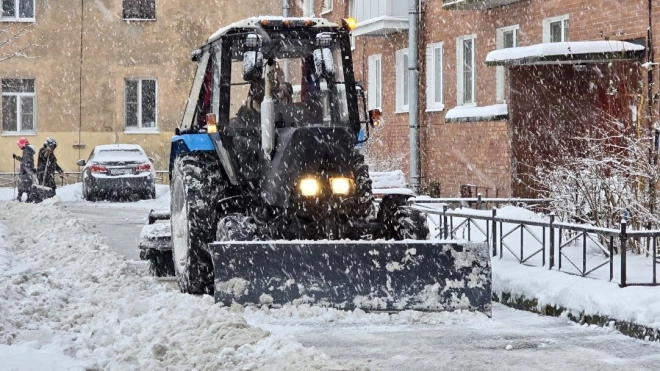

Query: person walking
[12,137,36,202]
[37,137,65,191]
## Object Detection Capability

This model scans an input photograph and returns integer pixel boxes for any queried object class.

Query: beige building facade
[0,0,278,173]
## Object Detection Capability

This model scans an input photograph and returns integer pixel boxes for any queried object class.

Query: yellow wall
[1,0,278,173]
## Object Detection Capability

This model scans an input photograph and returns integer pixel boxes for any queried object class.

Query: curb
[493,291,660,342]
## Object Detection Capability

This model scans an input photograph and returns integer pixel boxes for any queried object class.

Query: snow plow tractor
[139,17,492,315]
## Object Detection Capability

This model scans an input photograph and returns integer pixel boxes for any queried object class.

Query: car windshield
[220,30,349,128]
[94,149,145,163]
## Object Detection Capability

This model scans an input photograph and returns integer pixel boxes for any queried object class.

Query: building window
[123,0,156,20]
[396,48,409,112]
[495,25,518,103]
[367,54,382,110]
[2,78,35,133]
[426,42,444,111]
[125,78,157,130]
[322,0,333,12]
[456,35,476,106]
[543,15,569,43]
[1,0,35,21]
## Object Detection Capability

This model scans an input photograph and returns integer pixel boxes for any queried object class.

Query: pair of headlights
[299,177,351,197]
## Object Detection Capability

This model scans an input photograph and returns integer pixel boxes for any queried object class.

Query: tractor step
[208,240,492,316]
[138,223,172,251]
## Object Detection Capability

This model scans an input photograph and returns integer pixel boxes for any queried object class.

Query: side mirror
[369,109,381,127]
[312,48,335,79]
[76,159,86,167]
[148,157,155,163]
[243,51,263,82]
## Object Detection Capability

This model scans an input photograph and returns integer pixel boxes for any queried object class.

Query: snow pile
[0,198,371,370]
[369,170,413,195]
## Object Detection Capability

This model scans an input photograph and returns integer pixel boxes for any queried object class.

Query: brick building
[306,0,659,197]
[0,0,277,172]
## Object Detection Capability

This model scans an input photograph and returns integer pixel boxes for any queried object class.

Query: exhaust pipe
[261,63,275,159]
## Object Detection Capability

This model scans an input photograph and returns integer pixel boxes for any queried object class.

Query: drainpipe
[78,0,84,160]
[408,0,421,193]
[648,0,657,215]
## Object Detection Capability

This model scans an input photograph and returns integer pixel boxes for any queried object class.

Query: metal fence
[410,199,660,288]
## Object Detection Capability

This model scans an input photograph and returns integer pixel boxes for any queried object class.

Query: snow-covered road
[2,185,660,370]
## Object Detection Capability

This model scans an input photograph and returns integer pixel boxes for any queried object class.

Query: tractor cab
[180,17,371,144]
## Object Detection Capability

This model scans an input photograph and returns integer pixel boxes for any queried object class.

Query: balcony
[351,0,409,37]
[442,0,527,10]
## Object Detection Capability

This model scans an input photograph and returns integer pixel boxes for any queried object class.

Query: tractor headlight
[330,177,351,195]
[299,178,320,197]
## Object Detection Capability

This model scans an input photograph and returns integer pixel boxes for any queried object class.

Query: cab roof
[208,16,341,44]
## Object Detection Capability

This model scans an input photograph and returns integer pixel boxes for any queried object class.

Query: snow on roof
[208,17,340,44]
[485,40,645,66]
[445,104,508,123]
[94,144,144,152]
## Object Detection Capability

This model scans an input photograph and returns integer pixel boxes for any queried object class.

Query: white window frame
[495,25,518,103]
[302,0,315,17]
[1,78,36,134]
[396,48,410,113]
[456,34,476,106]
[367,54,382,110]
[1,0,35,22]
[543,14,569,43]
[321,0,333,14]
[426,42,444,111]
[124,78,158,133]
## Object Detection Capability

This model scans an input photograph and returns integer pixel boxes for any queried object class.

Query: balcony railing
[352,0,409,37]
[442,0,527,10]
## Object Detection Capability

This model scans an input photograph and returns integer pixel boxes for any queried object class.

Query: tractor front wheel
[170,153,224,295]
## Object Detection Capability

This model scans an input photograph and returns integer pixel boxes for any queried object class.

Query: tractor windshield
[222,29,350,128]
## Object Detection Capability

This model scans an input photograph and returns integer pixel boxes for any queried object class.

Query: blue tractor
[140,17,491,314]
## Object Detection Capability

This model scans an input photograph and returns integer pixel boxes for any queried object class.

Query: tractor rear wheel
[349,151,374,218]
[392,207,429,240]
[170,153,224,295]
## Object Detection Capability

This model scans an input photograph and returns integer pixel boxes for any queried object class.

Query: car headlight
[299,178,320,197]
[330,177,351,195]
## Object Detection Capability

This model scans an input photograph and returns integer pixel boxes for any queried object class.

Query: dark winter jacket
[37,147,63,190]
[15,145,36,192]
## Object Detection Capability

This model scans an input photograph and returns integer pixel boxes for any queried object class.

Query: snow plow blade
[209,240,491,315]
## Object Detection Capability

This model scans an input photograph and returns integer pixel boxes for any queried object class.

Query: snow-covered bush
[532,122,659,233]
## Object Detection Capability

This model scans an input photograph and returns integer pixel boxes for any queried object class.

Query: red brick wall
[313,0,655,197]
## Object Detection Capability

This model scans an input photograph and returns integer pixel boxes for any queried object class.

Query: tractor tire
[349,151,374,218]
[216,213,258,242]
[392,207,430,240]
[170,153,224,295]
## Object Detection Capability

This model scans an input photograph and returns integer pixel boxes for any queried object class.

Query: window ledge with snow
[1,131,37,137]
[124,129,160,135]
[445,104,508,123]
[426,105,445,112]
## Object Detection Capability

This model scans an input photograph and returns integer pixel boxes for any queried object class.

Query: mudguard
[208,240,492,316]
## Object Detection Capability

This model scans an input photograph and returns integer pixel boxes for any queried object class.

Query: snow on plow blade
[209,240,492,316]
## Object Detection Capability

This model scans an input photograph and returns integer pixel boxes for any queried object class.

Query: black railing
[410,201,660,288]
